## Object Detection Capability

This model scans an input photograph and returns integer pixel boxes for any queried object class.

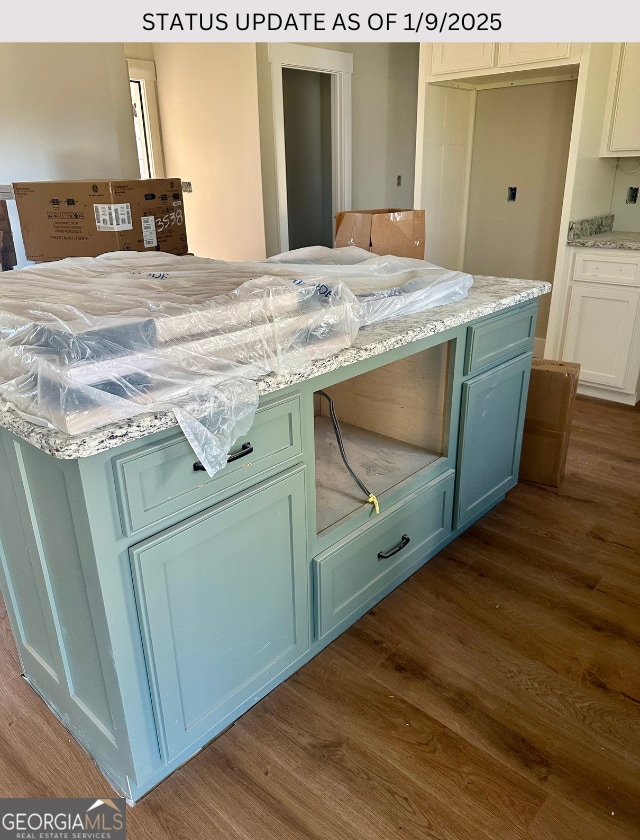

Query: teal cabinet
[130,467,309,762]
[455,352,532,529]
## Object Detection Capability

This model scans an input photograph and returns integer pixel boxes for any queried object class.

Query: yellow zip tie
[367,493,380,515]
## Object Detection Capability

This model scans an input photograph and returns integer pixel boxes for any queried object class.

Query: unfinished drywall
[152,43,266,261]
[0,44,140,267]
[463,80,577,337]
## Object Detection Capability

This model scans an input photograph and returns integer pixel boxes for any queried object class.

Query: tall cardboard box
[13,179,188,261]
[335,209,425,259]
[519,359,581,487]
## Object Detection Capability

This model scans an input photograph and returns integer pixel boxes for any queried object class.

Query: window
[127,59,165,179]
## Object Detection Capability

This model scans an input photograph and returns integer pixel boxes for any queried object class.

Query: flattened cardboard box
[519,359,581,487]
[335,209,425,259]
[13,179,188,261]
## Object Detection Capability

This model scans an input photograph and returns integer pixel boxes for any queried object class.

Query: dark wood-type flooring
[1,396,639,839]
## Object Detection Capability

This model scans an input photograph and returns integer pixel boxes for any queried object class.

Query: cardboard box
[519,359,581,487]
[13,179,188,262]
[335,208,425,259]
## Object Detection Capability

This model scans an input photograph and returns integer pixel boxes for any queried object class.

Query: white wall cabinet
[601,43,640,157]
[426,42,580,81]
[496,43,573,68]
[430,43,496,76]
[562,249,640,404]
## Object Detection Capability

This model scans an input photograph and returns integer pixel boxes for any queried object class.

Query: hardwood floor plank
[524,792,635,840]
[402,546,640,705]
[372,642,640,837]
[288,646,546,839]
[366,587,640,763]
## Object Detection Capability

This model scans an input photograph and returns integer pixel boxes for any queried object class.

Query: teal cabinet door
[455,353,532,529]
[130,467,309,762]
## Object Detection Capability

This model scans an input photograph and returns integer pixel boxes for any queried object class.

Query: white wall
[151,43,266,261]
[316,43,419,209]
[0,44,139,266]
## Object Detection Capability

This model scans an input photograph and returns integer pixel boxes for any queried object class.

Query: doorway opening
[265,43,352,255]
[282,68,333,250]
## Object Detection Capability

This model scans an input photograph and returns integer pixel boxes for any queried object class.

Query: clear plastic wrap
[0,249,472,474]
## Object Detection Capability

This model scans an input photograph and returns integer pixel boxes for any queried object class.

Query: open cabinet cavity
[314,342,451,536]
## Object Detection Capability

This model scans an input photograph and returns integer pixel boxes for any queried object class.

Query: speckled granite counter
[567,231,640,250]
[0,274,550,459]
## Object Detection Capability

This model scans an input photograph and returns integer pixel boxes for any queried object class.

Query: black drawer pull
[193,442,253,472]
[378,534,410,560]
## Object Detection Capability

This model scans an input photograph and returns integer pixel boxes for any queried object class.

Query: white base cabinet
[562,249,640,405]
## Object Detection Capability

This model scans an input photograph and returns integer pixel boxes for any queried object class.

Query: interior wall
[152,43,266,261]
[463,80,577,337]
[0,43,139,267]
[320,43,419,209]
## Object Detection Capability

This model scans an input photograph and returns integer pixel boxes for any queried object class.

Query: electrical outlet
[626,186,638,204]
[507,186,517,202]
[181,181,193,193]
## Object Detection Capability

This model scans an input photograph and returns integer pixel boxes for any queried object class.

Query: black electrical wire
[317,390,380,513]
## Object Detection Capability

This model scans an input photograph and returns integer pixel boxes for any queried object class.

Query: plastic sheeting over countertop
[0,248,473,474]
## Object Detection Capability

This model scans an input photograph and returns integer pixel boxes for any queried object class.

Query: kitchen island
[0,274,549,802]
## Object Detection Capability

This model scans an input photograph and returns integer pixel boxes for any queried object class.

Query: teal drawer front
[314,470,455,640]
[114,394,302,536]
[465,303,536,376]
[130,467,309,762]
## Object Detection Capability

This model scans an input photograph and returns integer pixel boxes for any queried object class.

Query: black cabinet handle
[193,442,253,472]
[377,534,410,560]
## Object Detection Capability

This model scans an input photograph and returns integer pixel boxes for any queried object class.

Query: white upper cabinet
[426,42,581,82]
[497,43,573,67]
[601,43,640,156]
[430,43,496,76]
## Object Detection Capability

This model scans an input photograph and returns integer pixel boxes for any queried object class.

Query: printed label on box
[141,215,157,248]
[93,203,133,231]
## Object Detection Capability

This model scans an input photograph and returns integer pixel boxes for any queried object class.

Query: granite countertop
[567,231,640,250]
[0,275,551,459]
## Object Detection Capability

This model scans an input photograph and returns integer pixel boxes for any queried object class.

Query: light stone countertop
[0,275,551,459]
[567,231,640,250]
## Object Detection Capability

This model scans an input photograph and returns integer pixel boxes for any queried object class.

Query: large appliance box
[14,178,188,261]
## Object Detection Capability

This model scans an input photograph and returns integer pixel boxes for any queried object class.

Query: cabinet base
[577,382,638,406]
